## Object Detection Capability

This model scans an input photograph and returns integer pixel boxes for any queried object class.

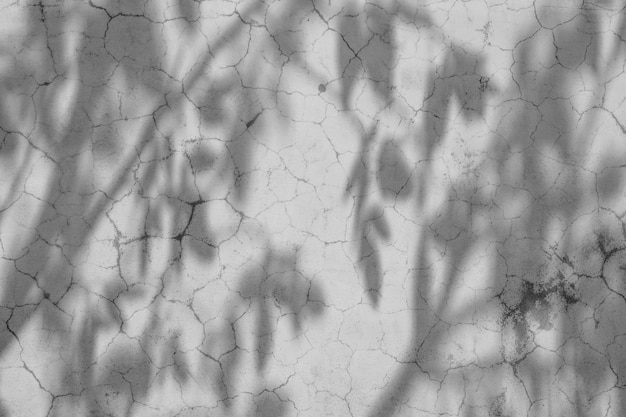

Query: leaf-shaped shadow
[170,332,191,387]
[431,192,473,313]
[344,128,396,306]
[219,247,325,403]
[361,3,396,101]
[337,2,366,110]
[336,2,398,109]
[357,205,391,306]
[253,294,273,372]
[377,138,414,200]
[344,126,376,217]
[252,391,288,417]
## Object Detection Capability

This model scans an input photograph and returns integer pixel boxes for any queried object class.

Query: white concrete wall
[1,0,625,416]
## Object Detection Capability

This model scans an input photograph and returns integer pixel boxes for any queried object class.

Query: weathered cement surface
[1,0,626,416]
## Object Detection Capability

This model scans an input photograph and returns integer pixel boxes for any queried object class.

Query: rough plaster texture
[1,0,626,416]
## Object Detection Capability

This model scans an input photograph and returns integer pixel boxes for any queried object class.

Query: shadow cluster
[0,0,625,416]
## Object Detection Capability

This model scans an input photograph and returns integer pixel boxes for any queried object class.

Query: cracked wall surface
[1,0,626,416]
